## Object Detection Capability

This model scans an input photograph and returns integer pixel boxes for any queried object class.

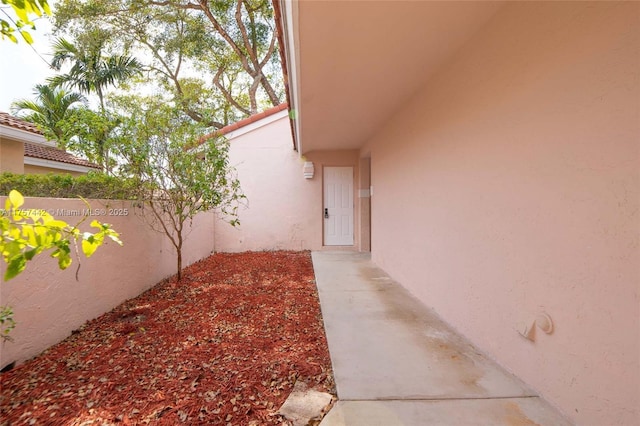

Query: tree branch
[249,75,260,114]
[147,199,179,251]
[236,0,259,68]
[196,0,251,74]
[213,67,251,116]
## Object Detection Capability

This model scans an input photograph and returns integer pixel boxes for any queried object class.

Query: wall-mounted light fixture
[303,161,314,179]
[517,312,554,342]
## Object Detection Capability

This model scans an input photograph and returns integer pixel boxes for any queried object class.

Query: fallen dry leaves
[0,251,335,425]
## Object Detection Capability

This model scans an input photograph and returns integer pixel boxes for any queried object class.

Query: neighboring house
[235,1,637,425]
[0,112,100,175]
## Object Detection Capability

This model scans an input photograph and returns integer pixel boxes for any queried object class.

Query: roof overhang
[276,0,302,151]
[23,156,99,174]
[0,124,48,144]
[276,1,505,155]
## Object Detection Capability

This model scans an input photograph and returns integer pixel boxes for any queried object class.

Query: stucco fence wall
[1,197,215,368]
[214,111,319,251]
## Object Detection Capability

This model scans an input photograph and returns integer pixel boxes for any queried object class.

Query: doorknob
[324,208,329,219]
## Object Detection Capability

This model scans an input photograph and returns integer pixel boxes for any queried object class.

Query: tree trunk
[176,233,183,281]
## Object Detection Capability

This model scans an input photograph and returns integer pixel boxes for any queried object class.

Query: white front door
[324,166,354,246]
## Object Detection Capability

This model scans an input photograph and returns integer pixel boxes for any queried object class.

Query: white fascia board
[23,157,97,174]
[281,0,303,155]
[0,125,49,145]
[224,110,289,140]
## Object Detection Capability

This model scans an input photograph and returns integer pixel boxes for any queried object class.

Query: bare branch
[147,200,179,250]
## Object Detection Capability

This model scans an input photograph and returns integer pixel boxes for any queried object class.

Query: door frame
[323,166,355,246]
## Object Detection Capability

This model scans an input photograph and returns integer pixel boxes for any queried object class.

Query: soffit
[293,1,504,153]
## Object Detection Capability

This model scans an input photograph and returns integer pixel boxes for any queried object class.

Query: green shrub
[0,172,138,199]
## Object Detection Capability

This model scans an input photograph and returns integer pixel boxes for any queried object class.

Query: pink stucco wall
[364,2,638,425]
[215,112,361,252]
[1,197,215,367]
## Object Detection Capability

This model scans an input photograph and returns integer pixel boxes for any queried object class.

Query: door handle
[324,208,329,219]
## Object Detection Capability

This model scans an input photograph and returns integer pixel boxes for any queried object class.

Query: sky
[0,14,57,113]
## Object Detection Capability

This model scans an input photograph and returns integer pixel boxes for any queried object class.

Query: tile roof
[24,141,101,169]
[0,111,43,135]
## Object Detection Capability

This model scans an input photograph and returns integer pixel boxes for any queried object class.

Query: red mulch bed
[0,251,335,425]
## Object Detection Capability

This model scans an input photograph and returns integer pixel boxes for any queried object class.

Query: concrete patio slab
[312,251,570,425]
[320,398,572,426]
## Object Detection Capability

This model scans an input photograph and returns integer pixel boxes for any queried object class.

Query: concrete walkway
[312,251,571,426]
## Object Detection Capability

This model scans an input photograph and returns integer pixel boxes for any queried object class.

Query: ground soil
[0,251,335,425]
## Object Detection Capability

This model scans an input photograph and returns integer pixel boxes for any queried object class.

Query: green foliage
[1,190,122,281]
[38,36,142,173]
[0,172,138,199]
[114,96,245,280]
[1,305,15,342]
[11,84,87,142]
[49,108,122,172]
[53,0,283,128]
[48,36,143,111]
[1,190,123,338]
[0,0,51,44]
